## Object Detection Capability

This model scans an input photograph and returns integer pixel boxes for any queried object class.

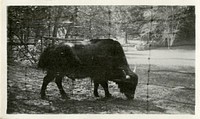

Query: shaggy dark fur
[38,39,138,99]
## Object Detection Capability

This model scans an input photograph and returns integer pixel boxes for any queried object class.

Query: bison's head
[114,67,138,100]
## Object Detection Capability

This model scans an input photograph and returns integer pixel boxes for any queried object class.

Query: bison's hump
[90,39,115,44]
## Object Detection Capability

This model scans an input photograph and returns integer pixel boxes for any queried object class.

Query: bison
[38,39,138,100]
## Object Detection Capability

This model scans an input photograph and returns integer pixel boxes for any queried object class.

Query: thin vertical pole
[89,18,92,39]
[146,6,153,114]
[108,9,111,39]
[41,37,43,52]
[48,7,51,37]
[74,6,78,40]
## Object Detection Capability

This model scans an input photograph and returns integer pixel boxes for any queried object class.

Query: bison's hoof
[62,96,69,99]
[94,94,100,97]
[105,93,112,98]
[41,92,46,100]
[125,94,134,100]
[41,95,46,100]
[94,91,99,97]
[61,94,69,99]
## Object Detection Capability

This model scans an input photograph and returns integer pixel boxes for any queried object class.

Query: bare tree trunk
[52,7,63,44]
[125,32,128,44]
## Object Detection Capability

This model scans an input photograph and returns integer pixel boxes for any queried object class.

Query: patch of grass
[7,63,195,114]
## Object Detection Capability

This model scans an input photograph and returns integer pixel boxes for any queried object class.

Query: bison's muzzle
[113,67,138,99]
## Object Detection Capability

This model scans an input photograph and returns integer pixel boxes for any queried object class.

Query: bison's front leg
[94,82,99,97]
[41,73,55,99]
[100,82,112,98]
[55,75,68,99]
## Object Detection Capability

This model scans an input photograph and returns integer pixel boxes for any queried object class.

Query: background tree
[7,6,195,64]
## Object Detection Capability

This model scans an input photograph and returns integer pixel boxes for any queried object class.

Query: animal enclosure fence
[7,6,195,114]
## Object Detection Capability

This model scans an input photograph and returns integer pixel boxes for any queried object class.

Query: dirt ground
[7,47,195,114]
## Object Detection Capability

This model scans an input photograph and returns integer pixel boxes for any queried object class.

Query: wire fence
[7,44,195,114]
[7,6,195,114]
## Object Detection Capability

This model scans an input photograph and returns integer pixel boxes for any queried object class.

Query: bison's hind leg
[100,82,112,98]
[55,75,68,99]
[41,72,55,99]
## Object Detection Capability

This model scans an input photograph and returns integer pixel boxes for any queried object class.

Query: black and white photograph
[1,0,199,118]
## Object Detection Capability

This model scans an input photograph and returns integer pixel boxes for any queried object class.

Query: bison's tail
[38,52,46,70]
[38,47,52,70]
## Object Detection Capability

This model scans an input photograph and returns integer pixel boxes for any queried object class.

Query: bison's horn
[122,70,130,79]
[126,75,131,79]
[133,66,137,73]
[122,69,126,76]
